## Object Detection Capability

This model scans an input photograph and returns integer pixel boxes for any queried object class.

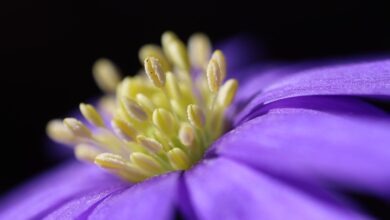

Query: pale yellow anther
[161,31,190,70]
[187,104,205,128]
[144,57,166,88]
[216,79,238,108]
[75,144,101,162]
[135,93,155,115]
[96,153,149,182]
[121,97,148,121]
[167,148,190,170]
[92,58,121,93]
[80,103,105,127]
[206,59,222,93]
[188,33,211,69]
[118,76,158,100]
[137,135,163,153]
[46,119,75,144]
[161,31,177,48]
[139,44,170,72]
[63,118,92,138]
[111,119,137,141]
[161,31,178,62]
[94,153,127,169]
[115,168,148,183]
[130,152,164,175]
[178,123,195,146]
[211,50,227,80]
[165,72,181,100]
[152,108,177,137]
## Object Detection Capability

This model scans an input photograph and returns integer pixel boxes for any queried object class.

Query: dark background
[1,0,390,218]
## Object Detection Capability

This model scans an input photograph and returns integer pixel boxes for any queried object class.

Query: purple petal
[184,157,368,220]
[236,58,390,123]
[0,161,129,219]
[214,104,390,198]
[228,63,293,119]
[236,95,390,125]
[227,52,379,107]
[88,172,180,220]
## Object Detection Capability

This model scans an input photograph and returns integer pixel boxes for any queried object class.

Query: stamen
[75,144,101,162]
[80,103,105,127]
[178,123,195,146]
[111,118,137,141]
[188,33,211,69]
[139,44,171,72]
[130,152,164,175]
[206,59,222,93]
[136,135,163,153]
[211,50,227,81]
[162,31,190,70]
[167,148,190,170]
[216,79,238,108]
[187,104,205,128]
[94,153,127,169]
[144,57,166,88]
[135,94,156,115]
[152,108,177,137]
[92,58,122,93]
[46,119,75,144]
[121,97,148,121]
[63,118,92,138]
[48,32,239,183]
[95,153,149,182]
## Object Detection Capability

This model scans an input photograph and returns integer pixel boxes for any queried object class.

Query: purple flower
[1,32,390,220]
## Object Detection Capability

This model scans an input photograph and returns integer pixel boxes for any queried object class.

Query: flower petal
[184,158,368,220]
[235,95,390,126]
[88,172,180,220]
[236,58,390,123]
[215,104,390,198]
[0,161,128,219]
[228,64,295,118]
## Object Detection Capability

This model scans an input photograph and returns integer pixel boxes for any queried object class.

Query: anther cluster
[47,32,238,182]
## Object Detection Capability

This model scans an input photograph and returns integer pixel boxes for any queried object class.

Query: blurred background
[1,0,390,218]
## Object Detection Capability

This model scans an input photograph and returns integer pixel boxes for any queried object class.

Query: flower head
[2,32,390,220]
[47,32,238,182]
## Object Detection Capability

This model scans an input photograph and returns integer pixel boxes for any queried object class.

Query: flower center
[47,32,238,182]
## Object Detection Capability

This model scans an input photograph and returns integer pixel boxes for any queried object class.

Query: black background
[1,0,390,218]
